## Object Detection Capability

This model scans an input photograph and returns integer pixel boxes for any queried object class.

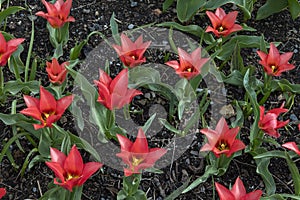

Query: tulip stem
[67,186,82,200]
[259,74,272,105]
[0,68,3,94]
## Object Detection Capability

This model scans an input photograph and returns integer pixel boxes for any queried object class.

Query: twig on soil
[37,180,43,197]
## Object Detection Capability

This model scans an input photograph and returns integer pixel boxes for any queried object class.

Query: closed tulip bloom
[116,128,167,176]
[46,145,103,191]
[20,86,73,130]
[282,142,300,156]
[257,43,295,76]
[258,104,289,138]
[94,68,142,110]
[36,0,75,28]
[46,58,68,85]
[215,177,263,200]
[112,33,151,67]
[200,117,245,158]
[165,48,209,79]
[0,188,6,199]
[0,32,25,67]
[205,7,243,37]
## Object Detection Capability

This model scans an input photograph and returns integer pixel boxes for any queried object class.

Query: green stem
[24,12,35,82]
[67,186,83,200]
[0,67,3,94]
[259,73,272,105]
[56,27,62,44]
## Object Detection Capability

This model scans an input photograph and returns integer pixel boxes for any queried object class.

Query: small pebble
[130,1,138,7]
[128,24,134,29]
[290,114,298,121]
[83,9,90,14]
[95,11,99,16]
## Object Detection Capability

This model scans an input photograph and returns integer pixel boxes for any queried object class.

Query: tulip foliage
[0,0,300,199]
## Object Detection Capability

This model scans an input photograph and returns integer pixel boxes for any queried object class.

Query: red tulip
[200,117,245,158]
[215,177,263,200]
[205,8,243,37]
[0,32,25,67]
[112,33,151,67]
[20,86,73,130]
[46,145,103,191]
[36,0,75,28]
[46,58,68,84]
[257,43,295,76]
[0,188,6,199]
[282,142,300,156]
[298,124,300,130]
[94,68,142,110]
[116,128,167,176]
[258,104,289,138]
[165,48,209,79]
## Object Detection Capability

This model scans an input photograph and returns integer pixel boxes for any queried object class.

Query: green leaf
[4,80,39,95]
[176,0,206,22]
[270,79,300,94]
[230,42,244,72]
[110,12,120,45]
[288,0,300,19]
[142,113,156,134]
[165,178,190,200]
[285,152,300,195]
[163,0,175,11]
[20,148,38,177]
[256,0,288,20]
[70,40,87,60]
[0,6,24,25]
[159,118,181,134]
[254,150,287,159]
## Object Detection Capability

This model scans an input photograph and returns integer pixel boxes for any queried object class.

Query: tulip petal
[117,134,133,152]
[64,145,84,176]
[215,7,226,19]
[45,162,66,186]
[267,43,280,65]
[244,190,263,200]
[78,162,103,185]
[23,95,40,108]
[39,86,57,113]
[215,182,235,200]
[131,129,149,153]
[50,147,67,164]
[231,177,246,198]
[20,107,42,121]
[282,142,300,156]
[110,68,128,96]
[56,95,74,116]
[0,188,6,198]
[0,33,7,53]
[222,11,238,29]
[206,11,221,29]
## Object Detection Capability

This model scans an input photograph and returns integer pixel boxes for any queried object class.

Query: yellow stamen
[217,141,229,151]
[132,156,143,167]
[218,26,224,32]
[66,173,80,181]
[271,65,277,73]
[131,55,136,60]
[41,111,55,125]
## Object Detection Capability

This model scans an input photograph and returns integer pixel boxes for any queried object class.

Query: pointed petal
[282,142,300,156]
[77,162,103,185]
[0,32,7,53]
[215,182,235,200]
[0,188,6,198]
[61,0,72,17]
[20,107,42,121]
[96,82,113,110]
[165,60,180,70]
[215,8,226,19]
[200,128,219,146]
[231,177,246,198]
[7,38,25,48]
[222,11,238,29]
[116,134,133,152]
[50,147,67,164]
[244,190,263,200]
[23,95,40,108]
[39,86,57,113]
[206,11,221,29]
[98,68,112,86]
[200,143,213,152]
[56,95,74,115]
[45,162,66,185]
[131,129,149,153]
[64,145,84,176]
[268,43,280,65]
[120,33,135,53]
[110,68,128,96]
[215,117,229,135]
[279,52,293,65]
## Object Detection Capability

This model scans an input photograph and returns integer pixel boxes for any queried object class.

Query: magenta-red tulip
[205,8,243,37]
[165,48,209,80]
[200,117,245,158]
[215,177,263,200]
[112,33,151,67]
[20,86,73,130]
[282,142,300,156]
[36,0,75,28]
[0,32,25,67]
[46,58,68,84]
[298,124,300,130]
[258,104,289,138]
[257,43,295,76]
[116,128,167,176]
[94,68,142,110]
[46,145,103,191]
[0,188,6,199]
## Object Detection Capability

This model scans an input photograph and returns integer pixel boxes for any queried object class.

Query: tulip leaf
[261,194,300,200]
[20,148,38,177]
[110,12,120,45]
[288,0,300,19]
[0,6,24,26]
[70,40,87,60]
[253,150,288,159]
[176,0,206,22]
[165,178,190,200]
[270,79,300,94]
[163,0,175,11]
[256,0,288,20]
[230,42,244,72]
[221,70,243,86]
[40,186,66,200]
[141,113,156,134]
[285,152,300,195]
[159,118,181,134]
[3,80,40,95]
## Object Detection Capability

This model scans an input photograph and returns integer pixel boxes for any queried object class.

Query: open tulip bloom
[20,86,73,130]
[0,32,25,67]
[165,47,209,80]
[46,145,103,191]
[257,43,295,76]
[200,117,245,158]
[205,7,243,37]
[46,58,68,85]
[36,0,75,28]
[215,177,263,200]
[0,188,6,199]
[94,68,142,110]
[258,104,289,138]
[112,33,151,67]
[116,128,167,176]
[282,142,300,156]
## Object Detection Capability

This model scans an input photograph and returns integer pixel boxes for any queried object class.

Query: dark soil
[0,0,300,200]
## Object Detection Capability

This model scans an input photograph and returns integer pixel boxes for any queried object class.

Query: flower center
[132,156,144,167]
[218,26,224,32]
[217,140,229,151]
[183,65,195,73]
[131,55,137,60]
[271,65,278,73]
[66,173,80,181]
[41,111,55,125]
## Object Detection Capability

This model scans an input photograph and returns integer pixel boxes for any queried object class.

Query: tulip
[205,7,243,37]
[20,86,73,130]
[282,142,300,156]
[36,0,75,28]
[0,188,6,199]
[257,43,295,76]
[94,68,142,110]
[46,145,103,191]
[112,33,151,67]
[298,124,300,130]
[215,177,263,200]
[200,117,245,158]
[46,58,68,84]
[0,32,25,67]
[116,128,167,176]
[258,104,289,138]
[165,47,209,79]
